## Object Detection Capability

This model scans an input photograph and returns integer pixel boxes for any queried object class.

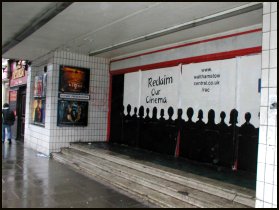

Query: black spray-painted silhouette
[122,104,133,145]
[159,109,165,122]
[148,107,160,152]
[238,112,258,172]
[138,106,145,149]
[196,109,205,129]
[240,112,256,135]
[180,108,196,159]
[228,109,240,171]
[175,109,185,129]
[203,109,219,164]
[125,104,132,120]
[132,107,138,120]
[145,108,151,122]
[164,107,176,155]
[141,108,152,150]
[218,111,228,132]
[151,107,158,123]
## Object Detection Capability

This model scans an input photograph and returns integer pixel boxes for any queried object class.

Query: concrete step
[52,152,195,208]
[60,147,249,208]
[69,143,255,208]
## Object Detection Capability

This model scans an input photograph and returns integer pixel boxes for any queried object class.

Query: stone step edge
[61,148,238,208]
[69,144,255,207]
[52,153,194,208]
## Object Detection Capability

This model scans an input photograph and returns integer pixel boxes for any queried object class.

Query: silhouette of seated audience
[151,107,158,123]
[196,109,205,129]
[238,112,258,172]
[240,112,256,135]
[202,109,219,163]
[116,104,258,173]
[132,107,138,120]
[218,111,228,132]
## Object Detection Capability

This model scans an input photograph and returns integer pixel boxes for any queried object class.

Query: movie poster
[9,90,17,116]
[10,60,28,87]
[42,72,47,97]
[34,75,43,97]
[32,99,45,125]
[59,66,90,94]
[57,100,88,126]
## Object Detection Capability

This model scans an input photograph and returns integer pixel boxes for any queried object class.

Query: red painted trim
[110,46,262,75]
[106,67,113,142]
[111,28,262,63]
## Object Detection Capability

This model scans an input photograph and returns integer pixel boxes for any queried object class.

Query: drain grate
[177,191,189,196]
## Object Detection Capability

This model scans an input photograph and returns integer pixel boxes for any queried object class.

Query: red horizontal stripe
[111,28,262,63]
[110,46,262,75]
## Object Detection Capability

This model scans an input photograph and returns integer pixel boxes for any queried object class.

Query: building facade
[2,2,276,208]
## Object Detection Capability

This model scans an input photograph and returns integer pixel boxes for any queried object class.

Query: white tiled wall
[24,50,110,155]
[256,2,277,208]
[24,52,53,155]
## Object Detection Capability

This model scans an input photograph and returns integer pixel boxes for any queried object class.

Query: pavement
[2,140,149,208]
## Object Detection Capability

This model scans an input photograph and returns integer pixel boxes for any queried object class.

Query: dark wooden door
[17,87,26,140]
[109,74,124,143]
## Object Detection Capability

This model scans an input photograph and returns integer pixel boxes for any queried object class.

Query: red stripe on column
[175,130,181,158]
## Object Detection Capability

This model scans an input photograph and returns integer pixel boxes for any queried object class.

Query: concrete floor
[2,140,149,208]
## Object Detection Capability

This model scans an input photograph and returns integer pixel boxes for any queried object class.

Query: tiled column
[256,2,277,208]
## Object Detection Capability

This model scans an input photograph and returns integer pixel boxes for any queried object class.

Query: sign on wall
[123,71,141,114]
[57,100,88,126]
[123,55,261,127]
[181,55,261,127]
[140,66,180,118]
[59,66,90,94]
[34,75,43,97]
[10,60,28,87]
[124,65,181,118]
[32,99,45,124]
[181,58,237,125]
[9,90,17,116]
[235,55,261,127]
[57,65,90,127]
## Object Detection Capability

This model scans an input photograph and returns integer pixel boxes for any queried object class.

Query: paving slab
[1,140,150,208]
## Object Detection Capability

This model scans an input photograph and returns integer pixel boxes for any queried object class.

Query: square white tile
[263,2,271,14]
[260,88,269,106]
[271,2,277,12]
[265,164,274,184]
[260,106,268,125]
[273,185,277,204]
[262,32,270,51]
[267,126,276,146]
[262,50,270,69]
[270,49,277,68]
[269,68,277,87]
[257,143,267,163]
[268,109,277,127]
[271,12,277,31]
[261,68,269,88]
[256,199,263,208]
[264,183,273,204]
[270,31,277,49]
[263,14,271,32]
[256,181,265,201]
[257,162,265,182]
[266,145,276,165]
